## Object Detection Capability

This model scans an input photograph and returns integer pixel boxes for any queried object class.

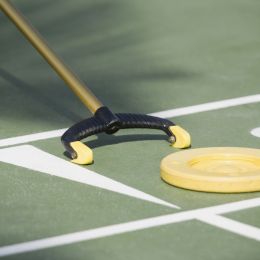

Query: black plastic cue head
[61,107,191,164]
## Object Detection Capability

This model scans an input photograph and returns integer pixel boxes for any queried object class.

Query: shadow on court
[0,0,196,128]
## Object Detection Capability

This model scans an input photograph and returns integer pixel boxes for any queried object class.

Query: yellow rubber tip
[169,125,191,148]
[160,147,260,193]
[70,141,93,165]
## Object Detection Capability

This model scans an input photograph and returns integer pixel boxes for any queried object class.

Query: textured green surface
[0,0,260,259]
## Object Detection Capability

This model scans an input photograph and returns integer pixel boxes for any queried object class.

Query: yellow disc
[160,147,260,193]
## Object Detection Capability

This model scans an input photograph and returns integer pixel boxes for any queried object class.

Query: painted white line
[0,145,178,209]
[0,198,259,257]
[0,128,67,148]
[251,127,260,138]
[150,94,260,118]
[197,197,260,215]
[197,214,260,242]
[0,94,259,148]
[0,212,193,257]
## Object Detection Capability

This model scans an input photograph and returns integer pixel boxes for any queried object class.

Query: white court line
[0,94,259,148]
[150,94,260,118]
[0,145,178,209]
[197,214,260,241]
[195,197,260,215]
[0,198,259,257]
[0,128,67,148]
[251,127,260,138]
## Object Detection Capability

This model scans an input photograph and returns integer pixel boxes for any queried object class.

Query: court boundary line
[251,127,260,138]
[0,94,259,147]
[197,214,260,241]
[0,145,178,209]
[150,94,260,118]
[0,198,259,257]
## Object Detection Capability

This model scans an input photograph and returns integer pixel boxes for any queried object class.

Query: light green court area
[0,0,260,259]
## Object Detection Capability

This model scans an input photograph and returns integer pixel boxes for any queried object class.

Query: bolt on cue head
[168,136,176,144]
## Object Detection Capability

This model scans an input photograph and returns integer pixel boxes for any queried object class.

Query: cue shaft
[0,0,103,114]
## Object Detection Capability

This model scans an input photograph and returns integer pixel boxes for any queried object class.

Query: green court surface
[0,0,260,259]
